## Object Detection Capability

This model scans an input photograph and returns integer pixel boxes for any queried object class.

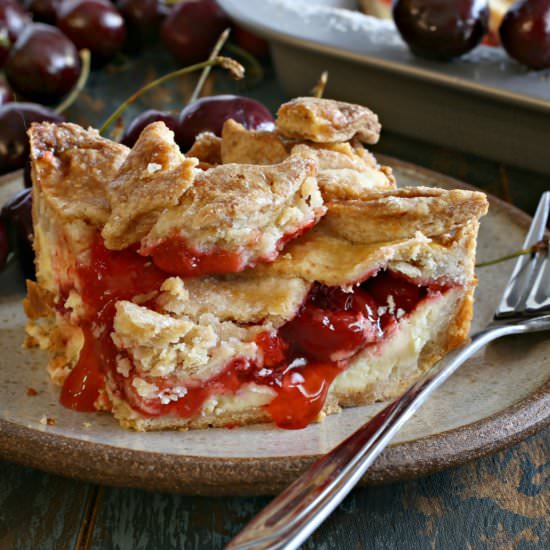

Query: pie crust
[24,97,488,431]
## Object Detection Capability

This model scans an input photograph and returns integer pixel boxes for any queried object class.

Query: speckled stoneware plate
[218,0,550,174]
[0,161,548,496]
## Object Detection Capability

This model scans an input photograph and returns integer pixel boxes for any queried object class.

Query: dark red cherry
[0,77,13,104]
[161,0,229,65]
[363,271,427,314]
[0,102,64,175]
[57,0,126,61]
[393,0,490,61]
[0,218,9,269]
[26,0,61,24]
[4,23,81,104]
[121,109,178,147]
[500,0,550,69]
[177,95,274,152]
[1,187,34,277]
[117,0,166,50]
[0,0,32,42]
[234,25,270,58]
[281,308,368,362]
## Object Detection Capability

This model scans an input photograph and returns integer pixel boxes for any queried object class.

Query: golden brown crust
[290,141,395,200]
[28,122,129,226]
[156,275,310,325]
[23,280,55,320]
[324,187,489,244]
[101,122,198,250]
[142,156,325,259]
[221,119,289,165]
[111,286,475,431]
[256,214,482,287]
[186,131,222,168]
[277,97,381,144]
[26,108,489,434]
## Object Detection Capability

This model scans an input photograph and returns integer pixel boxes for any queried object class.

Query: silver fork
[226,191,550,550]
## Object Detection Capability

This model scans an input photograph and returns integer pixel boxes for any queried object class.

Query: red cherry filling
[280,284,381,362]
[142,236,246,277]
[58,237,449,429]
[142,220,316,278]
[59,235,167,411]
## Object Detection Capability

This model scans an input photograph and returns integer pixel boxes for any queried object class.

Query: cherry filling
[141,236,246,278]
[60,236,167,411]
[139,220,316,278]
[58,237,450,429]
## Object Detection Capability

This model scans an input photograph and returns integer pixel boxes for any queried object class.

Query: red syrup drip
[60,236,167,411]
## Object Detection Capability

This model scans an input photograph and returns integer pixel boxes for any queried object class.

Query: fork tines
[495,191,550,318]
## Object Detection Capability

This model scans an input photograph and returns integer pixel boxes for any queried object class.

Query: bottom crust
[112,286,472,431]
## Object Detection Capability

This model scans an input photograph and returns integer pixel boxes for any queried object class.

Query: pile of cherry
[393,0,550,67]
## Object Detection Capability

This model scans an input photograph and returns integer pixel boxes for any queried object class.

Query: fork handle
[226,322,527,550]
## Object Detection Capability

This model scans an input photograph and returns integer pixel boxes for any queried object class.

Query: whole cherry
[0,102,64,175]
[177,95,274,152]
[4,23,81,104]
[161,0,229,65]
[57,0,126,62]
[117,0,167,50]
[26,0,61,24]
[393,0,490,61]
[121,109,178,147]
[500,0,550,69]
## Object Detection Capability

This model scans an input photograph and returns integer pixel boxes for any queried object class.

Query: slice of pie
[24,97,488,431]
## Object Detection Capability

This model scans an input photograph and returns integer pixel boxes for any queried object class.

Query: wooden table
[1,49,548,549]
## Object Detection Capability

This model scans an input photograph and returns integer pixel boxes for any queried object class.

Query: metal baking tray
[219,0,550,174]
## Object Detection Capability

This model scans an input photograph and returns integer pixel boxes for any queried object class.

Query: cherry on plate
[4,23,81,104]
[177,94,274,152]
[121,109,178,147]
[500,0,550,69]
[56,0,126,62]
[393,0,490,61]
[161,0,229,65]
[0,102,64,175]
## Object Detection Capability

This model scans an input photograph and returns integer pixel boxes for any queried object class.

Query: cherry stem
[224,42,263,85]
[55,49,91,114]
[476,239,548,268]
[311,71,328,98]
[189,28,231,105]
[99,56,244,136]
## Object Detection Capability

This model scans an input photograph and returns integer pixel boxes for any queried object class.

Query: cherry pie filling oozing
[58,236,453,429]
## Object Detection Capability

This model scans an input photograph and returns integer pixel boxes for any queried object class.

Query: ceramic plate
[0,161,548,496]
